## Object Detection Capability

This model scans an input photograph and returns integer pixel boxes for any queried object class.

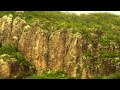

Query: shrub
[0,44,18,55]
[24,70,72,79]
[93,71,120,79]
[108,71,120,79]
[0,44,32,67]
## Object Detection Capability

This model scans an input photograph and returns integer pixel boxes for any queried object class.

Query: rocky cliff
[0,14,120,79]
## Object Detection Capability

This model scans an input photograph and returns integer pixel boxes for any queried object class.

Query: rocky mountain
[0,11,120,79]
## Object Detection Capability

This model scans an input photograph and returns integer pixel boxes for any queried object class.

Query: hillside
[0,11,120,79]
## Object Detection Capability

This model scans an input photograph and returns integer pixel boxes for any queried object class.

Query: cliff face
[0,15,120,78]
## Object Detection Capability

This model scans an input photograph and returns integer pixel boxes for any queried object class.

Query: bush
[108,72,120,79]
[24,70,73,79]
[0,44,18,55]
[11,52,32,67]
[93,71,120,79]
[0,44,32,67]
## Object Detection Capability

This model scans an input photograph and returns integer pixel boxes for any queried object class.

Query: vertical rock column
[64,32,83,77]
[48,29,67,71]
[18,27,49,74]
[0,15,27,47]
[0,15,13,45]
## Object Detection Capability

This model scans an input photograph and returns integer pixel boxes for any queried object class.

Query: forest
[0,11,120,79]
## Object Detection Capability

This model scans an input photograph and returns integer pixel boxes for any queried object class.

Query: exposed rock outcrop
[0,15,120,78]
[0,14,26,47]
[18,27,49,74]
[0,54,35,79]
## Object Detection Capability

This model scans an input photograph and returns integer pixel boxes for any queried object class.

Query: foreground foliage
[0,44,32,67]
[24,70,73,79]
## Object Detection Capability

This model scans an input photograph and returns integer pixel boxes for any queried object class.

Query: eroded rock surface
[0,15,120,78]
[0,54,36,79]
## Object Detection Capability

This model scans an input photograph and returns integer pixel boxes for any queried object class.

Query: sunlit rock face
[0,15,120,78]
[0,54,24,78]
[18,27,49,74]
[0,14,26,47]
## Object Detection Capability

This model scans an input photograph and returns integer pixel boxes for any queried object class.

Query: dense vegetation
[1,11,120,44]
[0,11,120,31]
